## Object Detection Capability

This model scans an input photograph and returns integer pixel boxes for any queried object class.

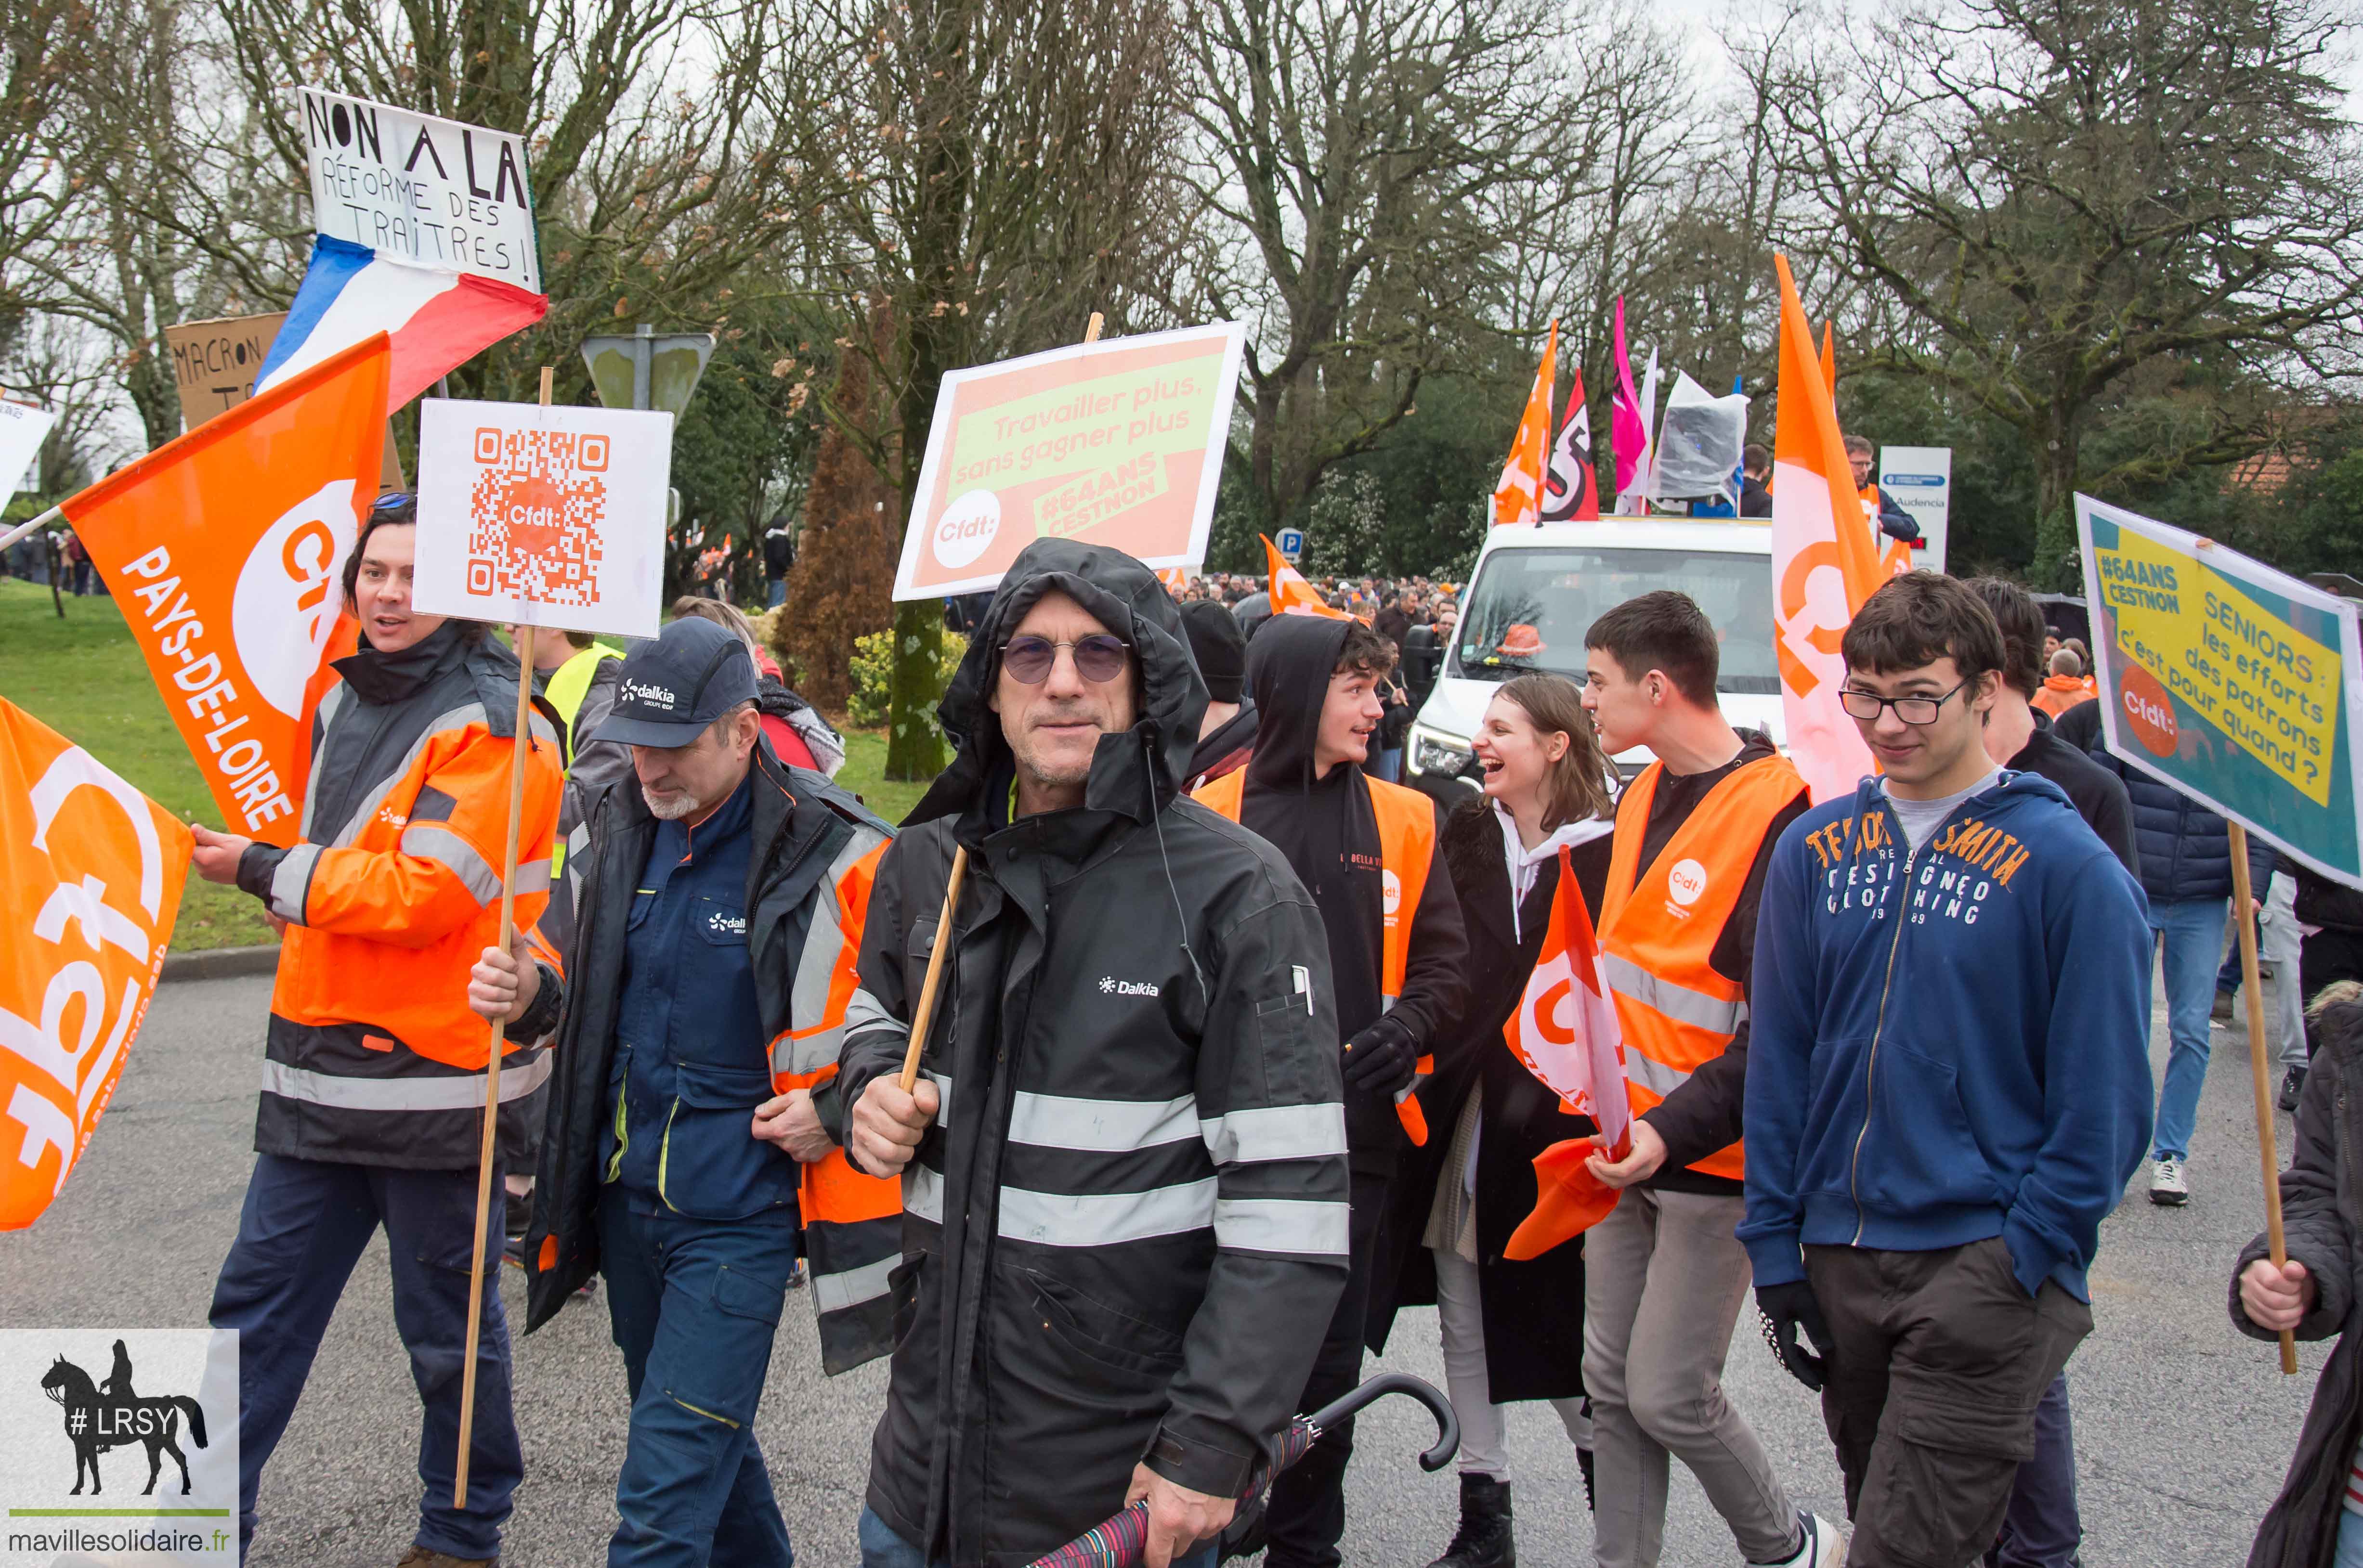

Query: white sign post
[296,87,541,293]
[1879,445,1952,573]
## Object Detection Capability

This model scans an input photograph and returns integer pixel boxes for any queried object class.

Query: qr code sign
[464,427,609,607]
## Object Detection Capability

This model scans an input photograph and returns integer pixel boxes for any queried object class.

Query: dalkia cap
[587,616,757,747]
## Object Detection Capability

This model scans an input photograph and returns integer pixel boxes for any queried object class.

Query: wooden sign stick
[453,365,554,1505]
[893,310,1104,1096]
[2230,822,2298,1375]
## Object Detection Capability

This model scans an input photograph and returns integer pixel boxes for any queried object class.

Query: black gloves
[1755,1280,1834,1392]
[1343,1014,1419,1096]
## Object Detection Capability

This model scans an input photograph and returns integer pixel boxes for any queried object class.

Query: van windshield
[1451,546,1781,694]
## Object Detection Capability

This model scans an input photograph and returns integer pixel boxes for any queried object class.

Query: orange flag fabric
[1771,259,1884,804]
[62,334,390,846]
[0,699,194,1228]
[1501,847,1632,1260]
[1492,321,1558,526]
[1263,534,1350,619]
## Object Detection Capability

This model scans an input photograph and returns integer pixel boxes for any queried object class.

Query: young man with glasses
[1742,572,2152,1567]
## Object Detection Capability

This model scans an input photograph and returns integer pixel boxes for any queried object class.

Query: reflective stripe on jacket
[1597,754,1807,1181]
[1194,766,1439,1143]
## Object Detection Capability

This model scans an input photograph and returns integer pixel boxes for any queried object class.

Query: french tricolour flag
[255,235,547,412]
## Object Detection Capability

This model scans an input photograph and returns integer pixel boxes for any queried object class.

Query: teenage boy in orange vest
[1193,614,1468,1568]
[1577,591,1843,1568]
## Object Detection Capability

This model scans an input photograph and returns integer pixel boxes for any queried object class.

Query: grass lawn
[0,577,938,950]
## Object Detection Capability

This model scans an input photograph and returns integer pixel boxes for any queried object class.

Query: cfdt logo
[231,479,358,720]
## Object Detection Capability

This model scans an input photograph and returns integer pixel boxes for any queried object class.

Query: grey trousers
[1582,1187,1801,1567]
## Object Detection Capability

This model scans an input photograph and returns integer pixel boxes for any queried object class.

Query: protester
[1743,571,2152,1568]
[763,513,795,609]
[63,528,92,594]
[1841,436,1919,544]
[531,628,627,771]
[669,597,845,778]
[2299,867,2363,1076]
[1179,597,1257,790]
[2032,648,2094,717]
[1740,444,1773,518]
[1192,612,1468,1568]
[835,538,1350,1568]
[474,617,898,1566]
[1370,674,1615,1568]
[2233,983,2363,1568]
[187,492,564,1567]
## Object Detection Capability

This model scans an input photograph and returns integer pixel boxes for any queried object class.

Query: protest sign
[295,87,540,294]
[2078,494,2363,887]
[165,312,288,423]
[61,337,389,847]
[0,698,193,1229]
[1,398,57,499]
[892,321,1246,600]
[413,397,671,639]
[1880,445,1951,573]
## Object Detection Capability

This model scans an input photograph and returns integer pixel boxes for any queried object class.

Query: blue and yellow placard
[2077,494,2363,888]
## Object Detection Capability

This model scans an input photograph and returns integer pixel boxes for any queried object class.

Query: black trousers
[1259,1166,1392,1568]
[2302,928,2363,1056]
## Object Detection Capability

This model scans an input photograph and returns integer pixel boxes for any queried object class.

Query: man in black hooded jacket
[838,539,1351,1568]
[1193,612,1470,1568]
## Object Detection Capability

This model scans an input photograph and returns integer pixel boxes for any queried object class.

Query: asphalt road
[0,970,2322,1566]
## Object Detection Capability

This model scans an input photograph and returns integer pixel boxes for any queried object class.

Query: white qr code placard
[415,398,671,639]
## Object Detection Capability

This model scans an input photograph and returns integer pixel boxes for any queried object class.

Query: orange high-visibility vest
[1193,767,1439,1143]
[1596,754,1808,1181]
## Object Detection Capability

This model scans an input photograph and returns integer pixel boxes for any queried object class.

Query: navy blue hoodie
[1739,770,2154,1301]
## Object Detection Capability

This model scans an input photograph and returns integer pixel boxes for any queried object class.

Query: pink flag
[1609,298,1646,499]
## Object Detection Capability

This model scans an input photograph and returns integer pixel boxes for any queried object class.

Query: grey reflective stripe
[1214,1197,1351,1256]
[1199,1102,1347,1165]
[268,844,322,923]
[325,701,491,849]
[779,827,891,1079]
[1624,1050,1692,1098]
[1008,1090,1197,1153]
[401,823,503,904]
[905,1162,944,1223]
[299,684,353,838]
[843,988,909,1053]
[813,1252,898,1315]
[998,1177,1217,1247]
[259,1050,553,1111]
[1598,953,1747,1035]
[513,857,552,895]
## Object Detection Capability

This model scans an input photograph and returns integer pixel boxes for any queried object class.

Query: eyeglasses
[1840,678,1969,726]
[1000,633,1130,685]
[372,491,416,510]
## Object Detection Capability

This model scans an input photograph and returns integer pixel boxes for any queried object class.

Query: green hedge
[849,629,966,727]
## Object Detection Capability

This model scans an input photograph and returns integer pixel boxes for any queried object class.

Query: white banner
[297,87,541,292]
[0,399,57,499]
[413,398,671,638]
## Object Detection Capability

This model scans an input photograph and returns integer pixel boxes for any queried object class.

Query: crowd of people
[169,512,2363,1568]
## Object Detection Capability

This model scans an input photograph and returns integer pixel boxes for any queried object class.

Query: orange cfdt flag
[0,699,194,1228]
[62,335,390,846]
[1492,320,1558,527]
[1772,259,1883,804]
[1262,534,1350,619]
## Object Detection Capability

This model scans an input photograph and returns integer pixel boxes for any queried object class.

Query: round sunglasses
[1000,633,1130,685]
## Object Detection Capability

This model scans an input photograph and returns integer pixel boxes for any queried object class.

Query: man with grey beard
[470,614,901,1567]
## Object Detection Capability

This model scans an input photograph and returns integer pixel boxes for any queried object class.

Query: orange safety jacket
[1595,754,1808,1181]
[1193,766,1440,1143]
[242,627,563,1169]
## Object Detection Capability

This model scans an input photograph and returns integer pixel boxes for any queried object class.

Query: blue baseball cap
[587,617,757,747]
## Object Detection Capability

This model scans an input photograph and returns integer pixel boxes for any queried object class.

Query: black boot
[1425,1473,1514,1568]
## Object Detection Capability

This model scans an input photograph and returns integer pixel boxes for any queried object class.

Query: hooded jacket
[1228,613,1468,1163]
[1740,771,2154,1302]
[836,540,1350,1568]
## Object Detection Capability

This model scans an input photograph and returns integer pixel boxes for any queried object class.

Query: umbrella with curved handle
[1028,1372,1459,1568]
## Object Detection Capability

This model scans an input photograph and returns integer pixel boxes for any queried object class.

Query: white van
[1405,518,1783,796]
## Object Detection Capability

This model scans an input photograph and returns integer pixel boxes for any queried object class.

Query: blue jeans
[768,578,787,609]
[1987,1375,2078,1567]
[599,1188,799,1568]
[857,1506,1216,1568]
[1368,747,1404,783]
[2340,1503,2363,1568]
[209,1153,521,1562]
[2152,896,2230,1161]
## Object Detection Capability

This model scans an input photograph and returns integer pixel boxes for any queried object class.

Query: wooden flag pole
[453,366,553,1506]
[2230,822,2298,1375]
[893,310,1104,1096]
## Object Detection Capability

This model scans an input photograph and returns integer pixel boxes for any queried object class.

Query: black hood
[905,538,1206,836]
[1244,612,1353,793]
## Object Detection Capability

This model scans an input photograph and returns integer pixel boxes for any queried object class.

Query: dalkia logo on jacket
[1097,976,1161,998]
[707,909,747,937]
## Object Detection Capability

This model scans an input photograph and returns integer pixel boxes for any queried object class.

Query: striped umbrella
[1029,1373,1459,1568]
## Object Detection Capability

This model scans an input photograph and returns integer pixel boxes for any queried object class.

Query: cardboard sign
[296,87,540,293]
[1879,445,1952,573]
[63,336,388,846]
[2078,494,2363,887]
[0,698,194,1228]
[893,322,1247,600]
[413,397,671,637]
[164,312,289,424]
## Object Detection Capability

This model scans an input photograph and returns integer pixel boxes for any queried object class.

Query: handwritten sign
[893,322,1246,599]
[164,313,288,425]
[2077,493,2363,887]
[296,87,540,293]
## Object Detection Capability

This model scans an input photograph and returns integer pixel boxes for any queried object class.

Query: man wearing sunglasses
[837,538,1349,1568]
[1742,572,2152,1567]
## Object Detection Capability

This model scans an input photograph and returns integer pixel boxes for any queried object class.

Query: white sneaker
[2150,1157,2189,1206]
[1752,1510,1846,1568]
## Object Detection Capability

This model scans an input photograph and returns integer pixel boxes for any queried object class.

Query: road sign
[1277,527,1306,563]
[582,326,716,416]
[1879,446,1951,573]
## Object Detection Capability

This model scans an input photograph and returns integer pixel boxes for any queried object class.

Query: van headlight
[1410,724,1474,778]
